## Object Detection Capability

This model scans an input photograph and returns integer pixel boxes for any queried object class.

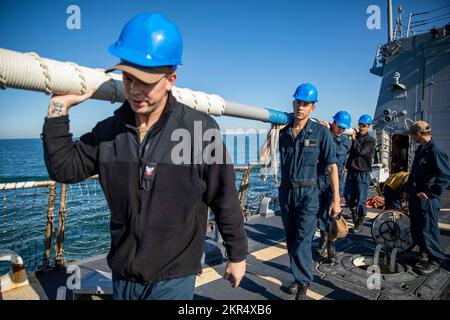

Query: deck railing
[0,163,278,274]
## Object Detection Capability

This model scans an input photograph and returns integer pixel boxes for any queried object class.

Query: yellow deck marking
[439,222,450,230]
[259,275,283,286]
[250,242,287,262]
[195,267,222,288]
[259,275,325,300]
[306,290,325,300]
[196,243,289,288]
[366,212,378,219]
[195,240,329,299]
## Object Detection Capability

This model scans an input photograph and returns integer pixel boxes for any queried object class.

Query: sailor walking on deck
[344,114,375,233]
[405,121,450,275]
[316,111,352,263]
[278,83,341,300]
[41,13,247,300]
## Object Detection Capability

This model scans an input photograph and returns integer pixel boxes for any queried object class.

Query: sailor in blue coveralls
[316,111,352,263]
[278,83,341,300]
[405,121,450,275]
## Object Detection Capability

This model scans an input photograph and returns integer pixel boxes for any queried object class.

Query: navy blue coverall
[344,133,375,219]
[406,139,450,264]
[279,119,337,284]
[317,133,351,232]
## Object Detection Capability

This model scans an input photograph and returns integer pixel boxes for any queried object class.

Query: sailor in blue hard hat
[344,114,376,233]
[316,111,352,263]
[43,12,247,301]
[331,111,352,197]
[106,13,182,83]
[103,13,183,120]
[278,83,341,299]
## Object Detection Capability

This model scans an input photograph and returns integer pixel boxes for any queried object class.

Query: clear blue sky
[0,0,448,138]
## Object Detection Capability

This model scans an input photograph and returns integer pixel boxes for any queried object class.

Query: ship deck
[5,205,449,301]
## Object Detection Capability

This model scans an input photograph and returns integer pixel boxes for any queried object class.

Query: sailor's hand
[320,120,330,128]
[224,260,246,288]
[350,129,357,141]
[330,200,341,218]
[47,88,96,117]
[416,192,429,200]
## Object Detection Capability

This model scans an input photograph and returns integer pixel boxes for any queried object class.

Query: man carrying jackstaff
[41,13,247,300]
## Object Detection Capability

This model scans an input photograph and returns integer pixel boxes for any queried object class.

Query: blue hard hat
[293,83,318,102]
[333,111,352,129]
[358,114,373,125]
[108,13,183,67]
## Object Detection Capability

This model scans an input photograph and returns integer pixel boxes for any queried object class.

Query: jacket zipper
[117,107,166,278]
[123,123,148,276]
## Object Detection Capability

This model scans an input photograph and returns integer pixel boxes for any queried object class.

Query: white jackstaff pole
[0,48,291,125]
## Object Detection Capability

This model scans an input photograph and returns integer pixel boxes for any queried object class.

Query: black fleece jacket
[41,92,247,283]
[346,133,375,172]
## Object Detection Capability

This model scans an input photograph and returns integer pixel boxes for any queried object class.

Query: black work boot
[350,207,357,225]
[287,281,297,294]
[415,250,429,265]
[353,216,364,233]
[295,283,310,300]
[417,260,440,276]
[316,230,328,257]
[327,239,337,264]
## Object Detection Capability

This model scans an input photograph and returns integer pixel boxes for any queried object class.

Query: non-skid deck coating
[6,207,450,300]
[194,209,450,300]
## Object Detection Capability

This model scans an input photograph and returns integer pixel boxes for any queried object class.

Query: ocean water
[0,134,267,182]
[0,136,279,273]
[0,139,49,182]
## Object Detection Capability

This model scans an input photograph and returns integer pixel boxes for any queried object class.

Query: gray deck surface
[29,205,450,300]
